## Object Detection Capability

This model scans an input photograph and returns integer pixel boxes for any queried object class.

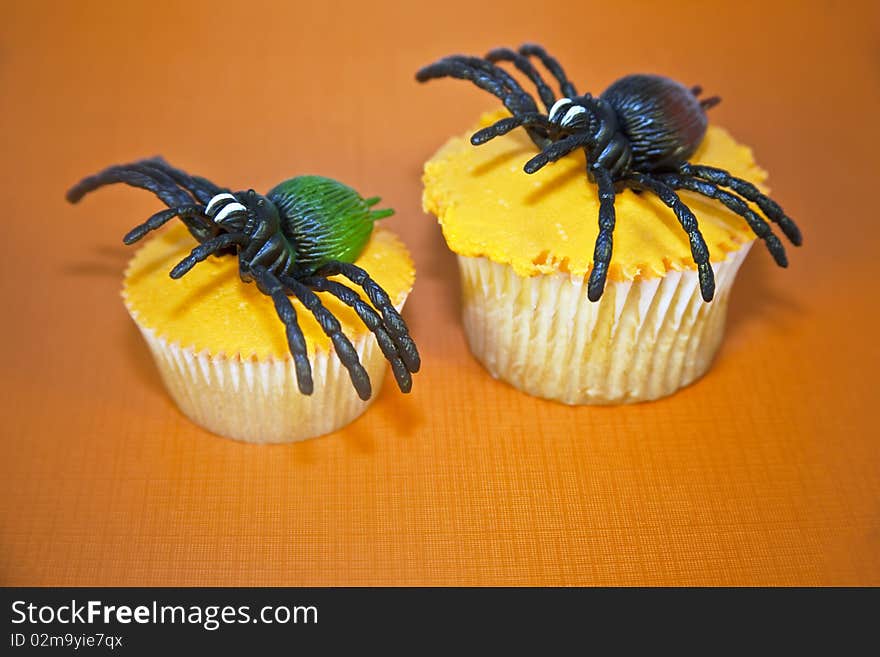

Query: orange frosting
[423,110,768,281]
[123,224,414,360]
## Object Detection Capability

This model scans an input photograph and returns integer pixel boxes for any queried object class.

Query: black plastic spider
[417,43,802,302]
[67,157,420,401]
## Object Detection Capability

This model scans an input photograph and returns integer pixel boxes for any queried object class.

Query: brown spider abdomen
[601,74,709,173]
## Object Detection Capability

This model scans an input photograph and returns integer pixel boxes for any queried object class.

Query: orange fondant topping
[123,224,414,360]
[423,110,768,281]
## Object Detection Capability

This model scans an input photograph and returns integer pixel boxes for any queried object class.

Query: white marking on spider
[560,105,587,127]
[549,97,572,122]
[213,202,247,224]
[205,193,237,215]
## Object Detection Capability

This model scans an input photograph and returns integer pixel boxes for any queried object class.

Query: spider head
[204,192,248,230]
[248,191,281,232]
[204,190,280,233]
[547,95,593,136]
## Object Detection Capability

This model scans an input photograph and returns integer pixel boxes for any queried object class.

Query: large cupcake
[423,109,769,404]
[123,223,415,443]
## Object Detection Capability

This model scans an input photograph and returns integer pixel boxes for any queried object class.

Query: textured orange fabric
[1,0,878,586]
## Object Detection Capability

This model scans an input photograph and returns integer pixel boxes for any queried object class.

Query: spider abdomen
[267,176,393,272]
[601,74,708,172]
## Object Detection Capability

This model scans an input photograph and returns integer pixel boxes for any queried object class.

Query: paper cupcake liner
[457,243,752,404]
[127,296,409,444]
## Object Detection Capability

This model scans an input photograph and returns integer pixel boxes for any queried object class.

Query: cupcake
[418,44,800,405]
[68,160,419,443]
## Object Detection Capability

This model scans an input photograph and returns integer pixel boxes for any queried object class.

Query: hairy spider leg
[417,56,532,112]
[416,56,546,148]
[486,48,557,110]
[143,157,224,205]
[123,205,204,245]
[470,113,552,146]
[250,266,314,395]
[587,167,619,302]
[304,277,415,393]
[461,55,535,106]
[626,173,716,302]
[66,165,216,242]
[678,163,802,245]
[121,162,222,240]
[245,232,294,275]
[237,218,272,260]
[169,232,249,279]
[518,44,578,98]
[226,196,297,283]
[68,166,190,208]
[660,174,788,267]
[523,132,592,174]
[124,162,201,205]
[282,277,373,401]
[128,162,229,244]
[312,262,420,374]
[232,218,271,281]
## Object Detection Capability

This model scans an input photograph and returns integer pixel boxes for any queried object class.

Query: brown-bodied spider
[417,43,802,302]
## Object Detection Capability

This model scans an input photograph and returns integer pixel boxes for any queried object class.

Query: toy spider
[66,158,420,401]
[416,43,802,302]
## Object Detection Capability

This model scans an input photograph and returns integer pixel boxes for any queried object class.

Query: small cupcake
[418,44,800,404]
[68,160,419,443]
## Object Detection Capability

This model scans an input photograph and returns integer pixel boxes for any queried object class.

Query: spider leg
[169,232,248,279]
[67,164,192,208]
[460,56,535,108]
[66,163,217,242]
[523,133,592,174]
[586,167,618,301]
[141,157,224,205]
[486,47,556,110]
[124,162,201,205]
[231,218,273,282]
[416,55,547,148]
[302,277,414,393]
[416,55,536,113]
[128,163,222,242]
[470,113,551,146]
[249,266,314,396]
[305,277,416,388]
[626,173,715,301]
[122,204,205,245]
[311,261,420,374]
[678,163,802,245]
[238,219,273,262]
[518,44,578,98]
[281,276,372,401]
[660,173,788,267]
[246,234,291,274]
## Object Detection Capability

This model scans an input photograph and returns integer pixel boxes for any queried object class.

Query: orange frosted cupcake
[417,43,800,404]
[423,113,763,403]
[68,159,419,442]
[123,223,415,442]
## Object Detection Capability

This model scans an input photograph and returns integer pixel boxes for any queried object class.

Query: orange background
[2,0,878,586]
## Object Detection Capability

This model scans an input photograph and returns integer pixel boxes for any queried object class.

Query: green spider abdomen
[267,175,394,272]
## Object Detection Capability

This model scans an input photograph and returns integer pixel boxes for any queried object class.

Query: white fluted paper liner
[127,296,409,444]
[457,243,752,404]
